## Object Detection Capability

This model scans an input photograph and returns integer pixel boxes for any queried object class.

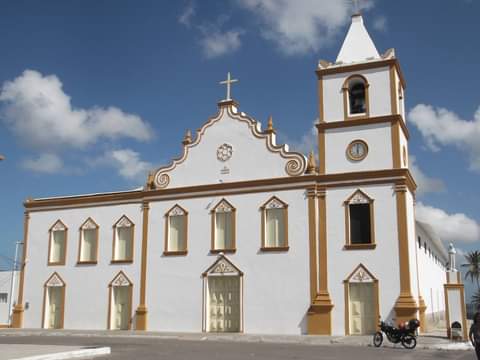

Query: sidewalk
[0,328,472,351]
[0,344,110,360]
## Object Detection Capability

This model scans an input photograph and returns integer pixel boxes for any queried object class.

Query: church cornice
[23,168,417,211]
[316,58,406,90]
[316,114,409,140]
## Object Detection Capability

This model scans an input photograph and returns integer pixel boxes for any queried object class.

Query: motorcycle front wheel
[401,335,417,349]
[373,332,383,347]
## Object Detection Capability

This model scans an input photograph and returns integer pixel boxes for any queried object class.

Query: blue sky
[0,1,479,293]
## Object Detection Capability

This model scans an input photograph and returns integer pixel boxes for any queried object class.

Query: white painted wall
[323,67,392,122]
[325,184,401,335]
[447,289,462,328]
[146,189,310,334]
[416,222,447,327]
[325,123,393,174]
[0,271,19,324]
[161,108,305,188]
[23,204,143,329]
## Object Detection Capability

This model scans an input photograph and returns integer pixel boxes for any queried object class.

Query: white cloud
[22,153,63,174]
[282,119,318,156]
[409,156,445,195]
[0,70,152,151]
[199,28,244,59]
[179,2,195,27]
[101,149,152,182]
[409,104,480,171]
[416,202,480,244]
[237,0,374,55]
[372,16,387,32]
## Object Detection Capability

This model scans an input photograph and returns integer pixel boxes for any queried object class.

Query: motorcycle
[373,319,420,349]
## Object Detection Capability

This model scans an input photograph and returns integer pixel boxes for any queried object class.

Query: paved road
[0,335,475,360]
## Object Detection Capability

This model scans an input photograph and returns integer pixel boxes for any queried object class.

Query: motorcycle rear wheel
[401,335,417,349]
[373,332,383,347]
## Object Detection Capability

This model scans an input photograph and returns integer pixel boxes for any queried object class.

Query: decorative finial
[265,115,276,134]
[448,243,456,255]
[306,150,317,174]
[182,129,192,146]
[146,172,155,190]
[219,72,238,101]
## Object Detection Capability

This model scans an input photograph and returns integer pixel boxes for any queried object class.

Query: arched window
[211,199,236,253]
[78,217,99,264]
[260,196,289,251]
[164,205,188,255]
[48,220,68,266]
[343,75,369,119]
[112,215,134,263]
[344,190,375,249]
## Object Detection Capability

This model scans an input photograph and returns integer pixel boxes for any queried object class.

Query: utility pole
[8,241,22,326]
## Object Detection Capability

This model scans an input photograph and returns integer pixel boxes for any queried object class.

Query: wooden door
[112,287,130,330]
[208,276,240,332]
[47,287,63,329]
[349,282,375,335]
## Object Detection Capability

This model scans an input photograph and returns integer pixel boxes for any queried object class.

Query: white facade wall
[325,184,401,335]
[23,204,143,329]
[325,123,393,174]
[164,109,303,188]
[322,67,392,122]
[146,189,310,334]
[0,271,19,324]
[416,224,447,327]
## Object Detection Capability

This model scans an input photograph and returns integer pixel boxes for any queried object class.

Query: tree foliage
[462,251,480,289]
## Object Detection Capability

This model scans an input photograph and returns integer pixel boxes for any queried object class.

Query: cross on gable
[219,72,238,101]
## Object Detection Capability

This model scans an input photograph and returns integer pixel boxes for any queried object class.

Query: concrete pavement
[0,332,474,360]
[0,344,110,360]
[0,328,472,351]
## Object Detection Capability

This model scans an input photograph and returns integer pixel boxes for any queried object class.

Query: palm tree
[472,290,480,309]
[462,251,480,289]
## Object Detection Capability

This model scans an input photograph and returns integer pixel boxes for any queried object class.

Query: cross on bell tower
[219,72,238,101]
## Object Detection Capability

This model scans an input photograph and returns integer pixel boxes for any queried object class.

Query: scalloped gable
[151,104,307,189]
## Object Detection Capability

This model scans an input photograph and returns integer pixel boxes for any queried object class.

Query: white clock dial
[347,140,368,161]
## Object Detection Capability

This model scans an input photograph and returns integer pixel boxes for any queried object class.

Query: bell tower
[316,13,408,175]
[310,13,419,333]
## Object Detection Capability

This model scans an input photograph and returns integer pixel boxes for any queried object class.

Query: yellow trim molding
[393,184,418,324]
[307,187,333,335]
[316,114,409,140]
[24,169,418,211]
[136,201,150,330]
[444,283,468,340]
[11,211,30,328]
[316,58,406,89]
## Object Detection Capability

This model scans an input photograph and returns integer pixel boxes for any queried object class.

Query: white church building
[12,14,450,335]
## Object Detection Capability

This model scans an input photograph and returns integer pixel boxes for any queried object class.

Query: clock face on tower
[347,140,368,161]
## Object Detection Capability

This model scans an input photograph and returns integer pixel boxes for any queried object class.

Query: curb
[11,347,111,360]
